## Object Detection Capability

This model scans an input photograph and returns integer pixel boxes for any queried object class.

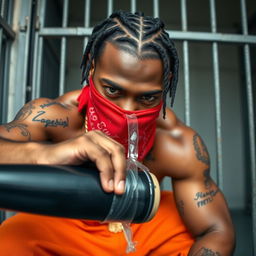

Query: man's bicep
[172,175,232,238]
[0,97,69,142]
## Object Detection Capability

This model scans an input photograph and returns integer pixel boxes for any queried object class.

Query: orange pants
[0,191,194,256]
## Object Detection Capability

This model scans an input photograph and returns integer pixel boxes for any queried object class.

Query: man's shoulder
[156,108,194,144]
[57,89,82,107]
[146,108,208,179]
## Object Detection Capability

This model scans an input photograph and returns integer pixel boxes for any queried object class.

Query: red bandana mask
[77,77,162,161]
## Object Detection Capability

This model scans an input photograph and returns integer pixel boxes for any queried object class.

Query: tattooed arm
[171,131,235,256]
[145,111,235,255]
[0,91,127,194]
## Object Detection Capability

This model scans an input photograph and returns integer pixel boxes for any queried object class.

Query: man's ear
[89,57,95,77]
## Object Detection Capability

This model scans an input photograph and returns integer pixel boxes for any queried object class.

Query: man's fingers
[86,144,115,193]
[84,131,127,194]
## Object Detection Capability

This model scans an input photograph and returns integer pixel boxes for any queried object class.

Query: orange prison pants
[0,191,194,256]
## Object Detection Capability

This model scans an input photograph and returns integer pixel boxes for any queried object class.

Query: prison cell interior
[0,0,255,255]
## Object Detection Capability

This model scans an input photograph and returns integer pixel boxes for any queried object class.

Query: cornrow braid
[80,10,179,117]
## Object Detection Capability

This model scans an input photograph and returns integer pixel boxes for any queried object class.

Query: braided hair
[80,10,179,117]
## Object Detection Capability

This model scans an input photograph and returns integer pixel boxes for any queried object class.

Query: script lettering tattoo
[192,247,221,256]
[32,111,69,128]
[203,168,212,189]
[14,102,35,121]
[193,134,210,165]
[40,101,69,109]
[177,200,185,217]
[3,123,31,141]
[194,189,219,208]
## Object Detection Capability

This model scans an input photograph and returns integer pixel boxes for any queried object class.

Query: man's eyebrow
[101,78,163,95]
[139,90,163,96]
[101,78,124,90]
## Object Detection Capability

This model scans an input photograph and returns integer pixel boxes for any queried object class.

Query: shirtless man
[0,11,235,255]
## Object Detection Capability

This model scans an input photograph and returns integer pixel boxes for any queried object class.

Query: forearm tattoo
[3,123,31,141]
[192,247,221,256]
[193,134,210,165]
[32,111,69,128]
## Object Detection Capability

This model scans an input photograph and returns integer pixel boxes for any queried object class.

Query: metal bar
[0,27,2,63]
[2,29,11,123]
[153,0,159,18]
[0,16,15,39]
[32,0,46,99]
[210,0,223,189]
[131,0,136,13]
[240,0,256,252]
[83,0,90,51]
[107,0,113,16]
[39,28,256,44]
[0,0,5,17]
[59,0,69,95]
[181,0,190,126]
[212,42,223,188]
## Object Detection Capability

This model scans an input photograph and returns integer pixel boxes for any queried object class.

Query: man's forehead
[96,42,163,77]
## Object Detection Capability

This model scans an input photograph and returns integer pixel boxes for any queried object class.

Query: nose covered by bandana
[77,77,162,161]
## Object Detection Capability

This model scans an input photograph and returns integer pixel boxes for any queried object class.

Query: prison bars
[31,0,256,252]
[0,0,15,124]
[240,0,256,253]
[0,0,15,222]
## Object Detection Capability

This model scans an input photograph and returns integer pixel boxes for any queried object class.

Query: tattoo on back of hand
[192,247,221,256]
[193,134,210,165]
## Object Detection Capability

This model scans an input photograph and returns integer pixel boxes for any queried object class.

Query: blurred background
[0,0,255,255]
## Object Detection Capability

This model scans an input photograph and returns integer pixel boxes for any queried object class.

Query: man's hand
[37,130,127,195]
[0,95,127,195]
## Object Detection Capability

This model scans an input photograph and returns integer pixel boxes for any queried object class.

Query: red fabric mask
[77,77,162,161]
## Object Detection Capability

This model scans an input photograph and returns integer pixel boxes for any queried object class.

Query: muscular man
[0,11,234,255]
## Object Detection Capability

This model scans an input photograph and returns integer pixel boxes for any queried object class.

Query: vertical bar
[59,0,69,95]
[0,28,2,63]
[153,0,159,18]
[32,0,45,99]
[107,0,113,16]
[0,0,5,17]
[131,0,136,13]
[181,0,190,126]
[209,0,223,189]
[240,0,256,252]
[32,0,46,99]
[83,0,90,52]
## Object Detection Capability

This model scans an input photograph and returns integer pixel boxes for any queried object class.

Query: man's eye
[140,95,157,104]
[105,87,119,96]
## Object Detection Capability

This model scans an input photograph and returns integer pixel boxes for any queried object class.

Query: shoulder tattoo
[39,100,69,110]
[193,133,210,165]
[14,102,35,121]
